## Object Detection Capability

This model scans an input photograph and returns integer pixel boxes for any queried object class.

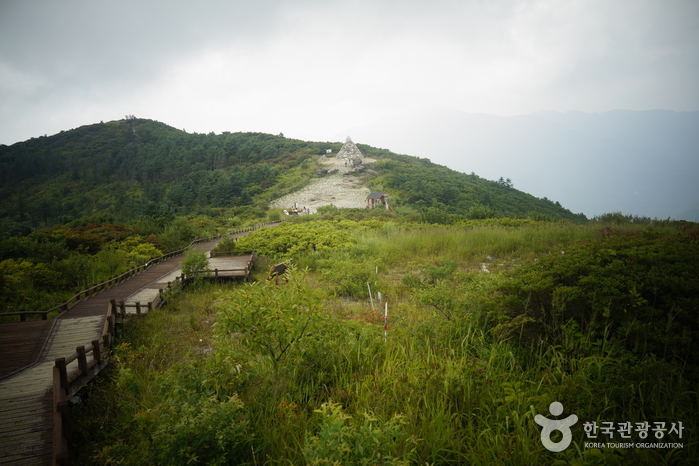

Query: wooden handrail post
[136,302,142,316]
[119,301,126,318]
[55,358,68,396]
[107,314,115,338]
[92,339,101,363]
[53,364,70,466]
[110,299,117,315]
[58,401,71,440]
[77,346,88,376]
[147,302,153,313]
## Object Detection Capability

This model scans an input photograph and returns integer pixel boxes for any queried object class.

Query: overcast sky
[1,0,697,146]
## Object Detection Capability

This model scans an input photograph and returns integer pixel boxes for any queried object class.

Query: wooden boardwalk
[0,236,257,465]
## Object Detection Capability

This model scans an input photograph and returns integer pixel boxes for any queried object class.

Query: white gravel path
[269,156,374,213]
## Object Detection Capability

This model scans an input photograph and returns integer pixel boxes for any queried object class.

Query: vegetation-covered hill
[1,117,697,463]
[0,117,331,236]
[0,116,588,316]
[0,117,584,238]
[363,149,586,222]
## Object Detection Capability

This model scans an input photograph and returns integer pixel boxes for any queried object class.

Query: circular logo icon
[534,401,578,452]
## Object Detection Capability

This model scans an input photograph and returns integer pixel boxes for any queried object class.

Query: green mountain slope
[361,147,586,222]
[0,118,329,236]
[0,117,584,238]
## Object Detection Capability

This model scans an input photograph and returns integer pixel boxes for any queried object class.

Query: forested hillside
[365,150,586,222]
[0,117,330,236]
[0,117,584,316]
[0,117,584,239]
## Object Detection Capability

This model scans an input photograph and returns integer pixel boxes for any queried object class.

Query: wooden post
[53,364,70,466]
[92,339,101,363]
[110,299,117,315]
[147,302,153,313]
[107,314,115,338]
[119,300,126,318]
[77,346,88,376]
[55,358,68,396]
[215,269,219,278]
[58,401,71,440]
[136,302,142,316]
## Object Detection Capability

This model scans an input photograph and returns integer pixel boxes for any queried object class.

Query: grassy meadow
[70,217,698,465]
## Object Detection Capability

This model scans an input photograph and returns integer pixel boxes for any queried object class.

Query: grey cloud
[1,0,698,145]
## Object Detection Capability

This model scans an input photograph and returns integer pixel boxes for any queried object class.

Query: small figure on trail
[269,259,292,284]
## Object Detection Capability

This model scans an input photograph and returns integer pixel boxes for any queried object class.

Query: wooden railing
[52,301,118,466]
[209,249,256,258]
[1,221,280,322]
[48,222,277,465]
[184,251,257,284]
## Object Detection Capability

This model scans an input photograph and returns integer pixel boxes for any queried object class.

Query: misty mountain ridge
[339,106,699,221]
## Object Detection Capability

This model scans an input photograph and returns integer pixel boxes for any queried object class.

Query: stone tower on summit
[337,136,363,161]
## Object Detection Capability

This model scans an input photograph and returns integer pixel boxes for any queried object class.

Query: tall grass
[71,221,698,465]
[357,222,600,266]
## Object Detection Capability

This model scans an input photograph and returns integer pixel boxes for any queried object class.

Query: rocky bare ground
[269,155,376,213]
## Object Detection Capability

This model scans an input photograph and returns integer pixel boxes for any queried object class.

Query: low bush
[494,228,699,373]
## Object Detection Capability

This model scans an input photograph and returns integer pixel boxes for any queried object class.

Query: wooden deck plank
[0,390,52,464]
[0,321,55,380]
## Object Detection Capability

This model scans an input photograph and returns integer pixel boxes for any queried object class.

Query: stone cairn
[337,136,364,167]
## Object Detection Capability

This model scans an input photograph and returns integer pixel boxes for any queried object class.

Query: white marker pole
[384,302,388,343]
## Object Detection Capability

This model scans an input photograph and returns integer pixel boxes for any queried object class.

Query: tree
[179,249,211,281]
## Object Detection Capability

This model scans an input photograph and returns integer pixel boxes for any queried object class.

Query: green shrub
[495,228,699,372]
[179,249,210,279]
[215,269,329,367]
[149,394,251,466]
[211,236,237,253]
[267,209,282,222]
[304,401,414,465]
[234,221,356,257]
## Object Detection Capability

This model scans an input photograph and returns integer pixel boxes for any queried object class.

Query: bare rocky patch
[269,154,376,213]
